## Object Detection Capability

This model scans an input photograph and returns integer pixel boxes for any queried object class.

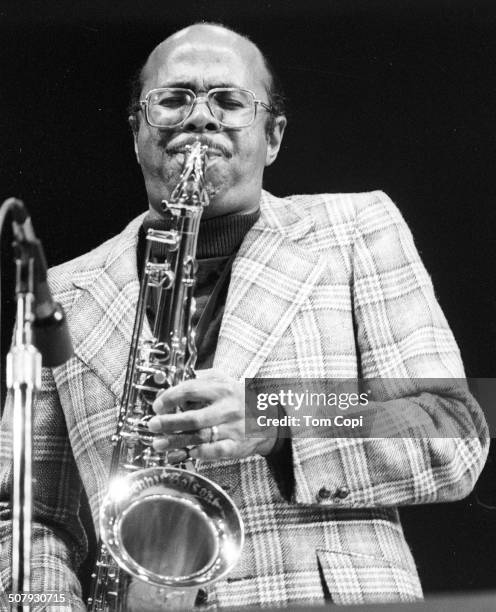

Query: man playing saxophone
[0,22,488,610]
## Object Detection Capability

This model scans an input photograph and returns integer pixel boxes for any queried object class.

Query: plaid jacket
[0,190,488,610]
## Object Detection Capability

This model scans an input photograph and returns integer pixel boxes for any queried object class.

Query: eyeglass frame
[134,87,274,129]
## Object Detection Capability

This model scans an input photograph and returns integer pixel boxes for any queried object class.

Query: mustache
[164,136,233,159]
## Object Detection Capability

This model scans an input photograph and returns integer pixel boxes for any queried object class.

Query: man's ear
[128,115,141,164]
[265,116,287,167]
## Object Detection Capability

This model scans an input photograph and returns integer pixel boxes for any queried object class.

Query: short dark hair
[127,23,286,136]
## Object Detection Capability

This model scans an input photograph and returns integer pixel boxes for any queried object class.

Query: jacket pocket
[316,548,423,605]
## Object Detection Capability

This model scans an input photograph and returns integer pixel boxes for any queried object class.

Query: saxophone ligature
[87,141,244,611]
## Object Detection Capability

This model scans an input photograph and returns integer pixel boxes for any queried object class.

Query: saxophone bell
[100,467,243,607]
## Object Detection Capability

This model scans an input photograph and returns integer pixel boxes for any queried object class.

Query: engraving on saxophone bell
[123,469,225,512]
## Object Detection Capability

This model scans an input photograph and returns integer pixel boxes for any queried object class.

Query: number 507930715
[7,592,67,605]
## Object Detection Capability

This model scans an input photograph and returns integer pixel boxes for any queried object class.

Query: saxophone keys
[152,370,167,385]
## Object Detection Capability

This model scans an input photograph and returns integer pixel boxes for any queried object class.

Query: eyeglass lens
[146,88,256,127]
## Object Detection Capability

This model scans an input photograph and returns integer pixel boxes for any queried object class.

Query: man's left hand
[148,369,276,460]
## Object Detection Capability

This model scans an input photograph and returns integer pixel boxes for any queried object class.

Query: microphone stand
[7,245,41,610]
[1,197,73,610]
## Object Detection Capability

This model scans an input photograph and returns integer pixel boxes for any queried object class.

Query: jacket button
[317,486,332,501]
[335,486,350,499]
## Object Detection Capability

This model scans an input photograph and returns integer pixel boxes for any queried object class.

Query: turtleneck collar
[196,209,260,258]
[141,208,260,260]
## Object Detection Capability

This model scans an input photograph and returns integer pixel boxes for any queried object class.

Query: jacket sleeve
[290,191,489,507]
[0,366,87,612]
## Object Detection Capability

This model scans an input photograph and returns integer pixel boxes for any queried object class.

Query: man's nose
[182,97,220,131]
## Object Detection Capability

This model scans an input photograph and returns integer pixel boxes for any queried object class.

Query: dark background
[1,0,495,598]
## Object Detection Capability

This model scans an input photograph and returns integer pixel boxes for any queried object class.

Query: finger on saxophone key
[166,448,193,464]
[153,437,170,451]
[147,416,162,432]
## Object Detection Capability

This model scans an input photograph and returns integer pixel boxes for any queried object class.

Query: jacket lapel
[68,213,150,399]
[214,192,327,379]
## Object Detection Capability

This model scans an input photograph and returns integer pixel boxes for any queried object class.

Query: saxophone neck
[168,141,210,209]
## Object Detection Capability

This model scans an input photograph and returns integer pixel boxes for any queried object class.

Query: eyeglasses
[138,87,273,129]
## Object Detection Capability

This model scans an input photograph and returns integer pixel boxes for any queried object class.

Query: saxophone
[87,142,244,611]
